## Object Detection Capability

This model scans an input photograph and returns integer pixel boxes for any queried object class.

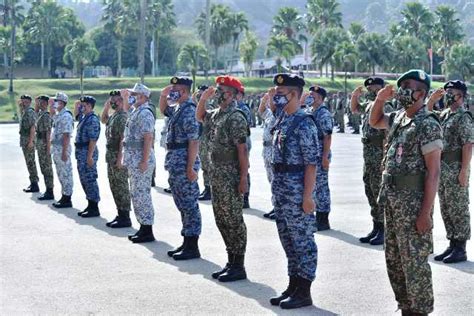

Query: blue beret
[198,85,209,91]
[20,94,32,101]
[444,80,467,93]
[80,95,96,105]
[309,85,327,99]
[364,77,385,87]
[273,73,305,87]
[170,76,193,87]
[397,69,431,91]
[109,90,121,96]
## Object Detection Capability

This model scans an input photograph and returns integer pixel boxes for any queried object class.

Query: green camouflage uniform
[105,110,131,212]
[437,107,473,241]
[335,97,345,132]
[35,109,54,189]
[204,102,249,255]
[361,101,394,225]
[379,108,442,314]
[199,100,216,187]
[19,106,38,183]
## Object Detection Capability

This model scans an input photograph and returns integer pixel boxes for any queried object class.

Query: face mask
[396,87,417,110]
[128,96,136,105]
[53,102,59,110]
[273,94,290,110]
[168,90,181,102]
[79,105,84,114]
[111,102,118,110]
[366,91,377,101]
[305,95,315,107]
[443,93,456,106]
[216,90,227,104]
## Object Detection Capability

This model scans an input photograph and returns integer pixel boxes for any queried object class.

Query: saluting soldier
[122,84,156,244]
[74,96,101,218]
[196,76,250,282]
[35,95,55,200]
[351,77,394,245]
[101,90,132,228]
[18,94,39,193]
[269,74,319,309]
[370,70,442,315]
[51,92,74,208]
[160,76,202,260]
[427,80,473,264]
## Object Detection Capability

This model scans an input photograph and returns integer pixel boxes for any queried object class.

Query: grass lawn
[0,76,467,122]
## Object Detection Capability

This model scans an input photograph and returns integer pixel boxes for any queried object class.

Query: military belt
[441,149,462,163]
[361,135,384,147]
[263,140,272,147]
[75,142,89,149]
[166,142,188,150]
[123,141,144,149]
[382,172,425,191]
[211,151,237,162]
[272,163,305,174]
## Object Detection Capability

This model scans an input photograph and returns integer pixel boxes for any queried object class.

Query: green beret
[397,69,431,91]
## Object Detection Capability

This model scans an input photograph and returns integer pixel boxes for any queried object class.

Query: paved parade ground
[1,121,473,315]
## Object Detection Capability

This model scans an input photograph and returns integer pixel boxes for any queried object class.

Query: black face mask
[366,91,377,101]
[396,87,420,110]
[443,93,457,107]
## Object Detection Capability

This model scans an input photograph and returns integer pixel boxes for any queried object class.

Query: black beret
[364,77,385,87]
[273,73,305,87]
[80,95,96,105]
[170,76,193,87]
[444,80,467,93]
[109,90,121,96]
[309,85,327,99]
[20,94,32,101]
[37,95,50,102]
[198,85,209,91]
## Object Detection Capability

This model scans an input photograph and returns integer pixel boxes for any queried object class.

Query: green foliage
[240,31,259,76]
[443,44,474,81]
[177,44,208,91]
[306,0,343,34]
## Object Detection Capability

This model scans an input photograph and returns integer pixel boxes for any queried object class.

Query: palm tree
[400,2,433,45]
[138,0,146,83]
[228,12,248,72]
[311,27,347,79]
[306,0,343,34]
[272,7,305,60]
[348,22,365,44]
[0,25,10,77]
[24,2,71,78]
[334,41,357,94]
[391,35,427,72]
[239,30,259,77]
[196,4,232,72]
[177,44,208,92]
[102,0,128,77]
[357,32,392,75]
[63,37,99,96]
[443,44,474,81]
[434,5,464,72]
[266,34,296,73]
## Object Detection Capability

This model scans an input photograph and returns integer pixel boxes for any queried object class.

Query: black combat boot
[359,221,379,243]
[168,236,186,257]
[263,209,275,218]
[218,254,247,282]
[370,223,384,245]
[52,195,72,208]
[77,200,91,216]
[38,188,54,201]
[151,178,156,187]
[434,240,454,261]
[108,210,132,228]
[163,187,172,194]
[316,212,330,231]
[243,194,250,209]
[128,225,144,241]
[270,275,298,306]
[23,182,39,193]
[443,240,467,264]
[81,200,100,218]
[198,185,212,201]
[173,236,201,260]
[131,225,155,243]
[212,253,232,279]
[401,309,411,316]
[279,276,313,309]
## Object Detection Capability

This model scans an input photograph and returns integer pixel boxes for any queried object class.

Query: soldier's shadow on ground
[431,259,474,274]
[316,229,384,252]
[39,197,136,239]
[139,241,336,315]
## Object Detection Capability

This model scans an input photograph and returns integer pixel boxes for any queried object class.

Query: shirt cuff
[421,140,443,155]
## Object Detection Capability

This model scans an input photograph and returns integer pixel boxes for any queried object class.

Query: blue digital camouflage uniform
[52,108,74,196]
[271,109,319,281]
[262,107,276,184]
[75,112,101,202]
[124,103,156,225]
[164,99,202,237]
[310,104,333,213]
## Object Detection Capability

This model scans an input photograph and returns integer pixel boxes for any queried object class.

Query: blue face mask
[79,104,84,114]
[273,94,290,110]
[305,95,315,106]
[168,90,181,102]
[128,96,136,105]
